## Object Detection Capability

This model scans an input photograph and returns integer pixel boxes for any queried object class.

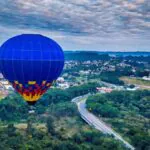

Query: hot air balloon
[0,34,64,105]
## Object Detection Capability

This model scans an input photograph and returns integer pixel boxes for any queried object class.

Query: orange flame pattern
[12,80,52,103]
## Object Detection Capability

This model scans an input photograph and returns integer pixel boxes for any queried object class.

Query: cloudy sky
[0,0,150,51]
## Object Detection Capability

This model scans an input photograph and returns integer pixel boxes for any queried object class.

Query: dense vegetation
[0,123,125,150]
[0,82,127,150]
[86,90,150,150]
[0,82,98,121]
[99,72,125,85]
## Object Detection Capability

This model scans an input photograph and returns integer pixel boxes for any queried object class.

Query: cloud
[0,0,149,51]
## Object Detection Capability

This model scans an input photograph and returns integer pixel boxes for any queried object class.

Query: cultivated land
[120,76,150,90]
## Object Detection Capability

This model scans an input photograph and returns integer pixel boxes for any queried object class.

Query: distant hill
[64,51,110,61]
[64,51,150,61]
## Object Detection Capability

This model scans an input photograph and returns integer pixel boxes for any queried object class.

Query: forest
[86,90,150,150]
[0,82,128,150]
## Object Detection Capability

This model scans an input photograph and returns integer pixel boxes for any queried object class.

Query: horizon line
[64,50,150,52]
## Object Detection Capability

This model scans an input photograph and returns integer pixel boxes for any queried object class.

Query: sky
[0,0,150,51]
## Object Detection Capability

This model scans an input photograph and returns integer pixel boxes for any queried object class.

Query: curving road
[72,94,135,150]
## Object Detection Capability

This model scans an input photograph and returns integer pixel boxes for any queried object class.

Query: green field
[120,77,150,89]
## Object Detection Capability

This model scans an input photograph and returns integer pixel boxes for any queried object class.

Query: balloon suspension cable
[27,105,36,135]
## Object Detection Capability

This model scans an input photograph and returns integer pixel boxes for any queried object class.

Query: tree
[26,115,35,135]
[46,116,55,135]
[6,123,16,136]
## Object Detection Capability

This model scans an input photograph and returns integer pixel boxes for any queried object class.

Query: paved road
[72,94,135,150]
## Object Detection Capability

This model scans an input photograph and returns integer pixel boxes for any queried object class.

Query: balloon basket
[28,110,35,114]
[28,106,35,114]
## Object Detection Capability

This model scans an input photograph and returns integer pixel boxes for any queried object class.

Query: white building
[58,83,69,89]
[57,77,65,83]
[142,76,150,81]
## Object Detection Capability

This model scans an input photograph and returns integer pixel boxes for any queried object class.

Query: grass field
[120,76,150,90]
[12,116,90,138]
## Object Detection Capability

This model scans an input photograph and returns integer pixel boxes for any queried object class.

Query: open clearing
[120,77,150,90]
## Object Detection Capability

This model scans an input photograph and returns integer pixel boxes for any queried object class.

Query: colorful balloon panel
[12,80,52,105]
[0,34,64,105]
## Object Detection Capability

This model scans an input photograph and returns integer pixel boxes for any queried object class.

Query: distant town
[0,52,149,100]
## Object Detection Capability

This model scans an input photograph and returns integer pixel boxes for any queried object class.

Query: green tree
[46,116,55,135]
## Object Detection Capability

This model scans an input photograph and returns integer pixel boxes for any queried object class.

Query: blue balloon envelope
[0,34,64,105]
